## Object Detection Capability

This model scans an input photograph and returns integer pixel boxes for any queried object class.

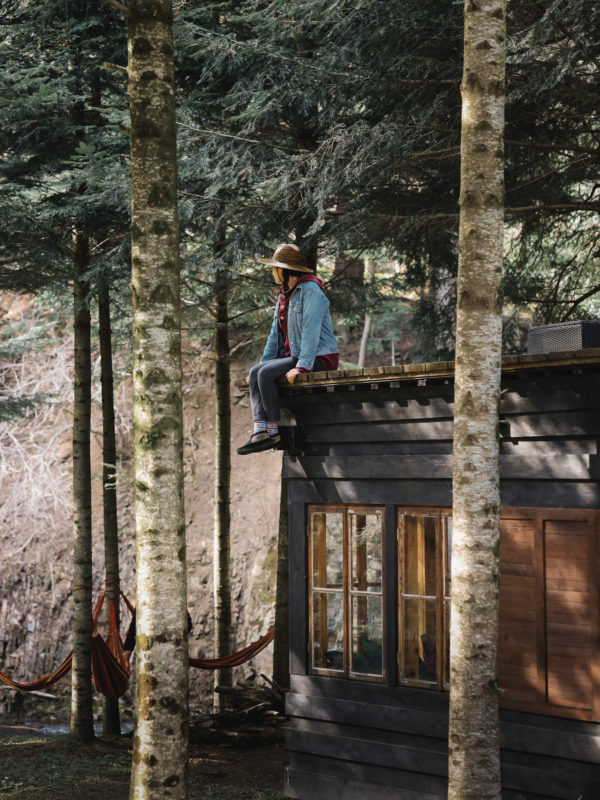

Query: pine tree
[211,238,233,712]
[448,1,506,797]
[70,232,94,741]
[0,0,130,739]
[126,1,189,796]
[175,0,599,358]
[98,273,122,735]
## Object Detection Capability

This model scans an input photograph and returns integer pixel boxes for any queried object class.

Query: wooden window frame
[397,507,451,690]
[306,502,600,721]
[307,504,386,683]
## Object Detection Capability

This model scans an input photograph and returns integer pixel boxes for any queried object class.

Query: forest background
[1,0,599,723]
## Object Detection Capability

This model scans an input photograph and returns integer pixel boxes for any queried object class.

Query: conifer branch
[506,202,600,215]
[506,139,598,156]
[178,190,276,212]
[192,25,458,83]
[176,122,262,146]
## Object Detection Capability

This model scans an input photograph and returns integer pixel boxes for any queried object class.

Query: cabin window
[308,506,385,680]
[398,509,452,689]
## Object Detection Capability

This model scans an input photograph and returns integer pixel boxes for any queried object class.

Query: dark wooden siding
[282,371,600,509]
[285,676,600,800]
[281,364,600,800]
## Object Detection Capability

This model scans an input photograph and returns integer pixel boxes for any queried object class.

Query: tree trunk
[448,2,507,800]
[272,459,289,691]
[98,273,121,736]
[127,3,188,798]
[70,232,94,742]
[357,255,375,368]
[212,256,232,713]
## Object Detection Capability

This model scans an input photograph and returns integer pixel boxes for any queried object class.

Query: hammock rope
[0,593,274,697]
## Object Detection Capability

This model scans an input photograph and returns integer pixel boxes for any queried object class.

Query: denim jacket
[260,281,338,371]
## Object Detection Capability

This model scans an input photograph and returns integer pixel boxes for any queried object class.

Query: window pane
[350,512,383,593]
[311,511,343,588]
[445,516,452,598]
[402,597,437,684]
[351,595,383,676]
[312,591,344,671]
[403,514,437,596]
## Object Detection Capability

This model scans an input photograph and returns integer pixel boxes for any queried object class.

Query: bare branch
[104,0,128,16]
[102,61,128,74]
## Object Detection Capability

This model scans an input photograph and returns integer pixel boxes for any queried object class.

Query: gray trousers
[248,357,297,423]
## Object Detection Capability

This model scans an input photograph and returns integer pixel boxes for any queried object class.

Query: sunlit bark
[449,1,507,798]
[127,1,188,797]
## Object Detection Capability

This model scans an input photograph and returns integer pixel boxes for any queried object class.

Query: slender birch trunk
[357,315,372,368]
[357,255,375,368]
[99,274,121,736]
[70,233,94,741]
[272,460,289,691]
[126,2,188,797]
[448,2,507,799]
[212,258,232,712]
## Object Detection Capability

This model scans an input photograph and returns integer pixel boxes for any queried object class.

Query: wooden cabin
[274,347,600,800]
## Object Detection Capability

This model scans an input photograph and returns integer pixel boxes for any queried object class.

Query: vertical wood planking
[289,501,308,676]
[544,519,594,710]
[498,518,539,702]
[535,519,546,702]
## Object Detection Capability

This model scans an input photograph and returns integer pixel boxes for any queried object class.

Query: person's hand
[286,368,301,384]
[245,375,250,384]
[123,650,132,664]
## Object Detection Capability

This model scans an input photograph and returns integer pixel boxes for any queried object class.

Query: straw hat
[257,243,315,273]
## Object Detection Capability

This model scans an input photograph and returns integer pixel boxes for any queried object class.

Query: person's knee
[257,365,276,391]
[248,363,262,383]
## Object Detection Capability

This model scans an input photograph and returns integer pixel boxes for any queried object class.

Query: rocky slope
[0,303,282,717]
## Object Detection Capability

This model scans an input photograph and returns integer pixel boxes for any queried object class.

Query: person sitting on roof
[237,243,339,455]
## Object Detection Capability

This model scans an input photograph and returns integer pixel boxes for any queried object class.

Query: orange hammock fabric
[189,627,275,670]
[0,593,274,696]
[0,592,132,699]
[90,591,131,699]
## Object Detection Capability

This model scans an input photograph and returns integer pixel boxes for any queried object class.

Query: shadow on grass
[0,735,286,800]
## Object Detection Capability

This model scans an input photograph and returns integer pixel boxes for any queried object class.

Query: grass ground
[0,732,287,800]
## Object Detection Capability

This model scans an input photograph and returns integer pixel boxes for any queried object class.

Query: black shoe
[236,431,281,455]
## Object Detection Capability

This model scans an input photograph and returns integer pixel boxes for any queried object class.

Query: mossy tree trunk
[273,461,289,691]
[70,233,94,742]
[212,249,232,712]
[448,2,507,799]
[98,273,121,736]
[126,2,188,798]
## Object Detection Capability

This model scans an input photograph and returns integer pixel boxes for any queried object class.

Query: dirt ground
[0,723,288,799]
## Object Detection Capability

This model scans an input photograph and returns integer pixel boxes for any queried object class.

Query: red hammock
[0,592,132,700]
[0,593,274,696]
[189,627,275,670]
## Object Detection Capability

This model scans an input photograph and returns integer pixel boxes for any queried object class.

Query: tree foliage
[0,0,130,297]
[174,0,599,358]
